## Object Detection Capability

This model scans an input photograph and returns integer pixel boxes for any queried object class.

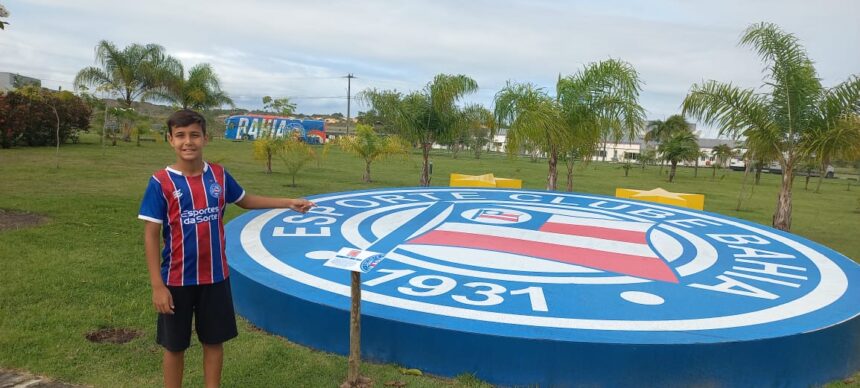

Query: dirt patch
[0,368,86,387]
[85,327,143,344]
[0,209,49,232]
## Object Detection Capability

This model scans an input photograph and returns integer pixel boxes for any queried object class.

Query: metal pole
[345,73,355,136]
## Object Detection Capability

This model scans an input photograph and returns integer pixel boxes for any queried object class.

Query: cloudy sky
[1,0,858,137]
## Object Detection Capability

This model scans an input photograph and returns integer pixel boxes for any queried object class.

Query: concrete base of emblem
[229,268,860,387]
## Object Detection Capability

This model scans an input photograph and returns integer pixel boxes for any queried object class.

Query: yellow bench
[615,187,705,210]
[450,173,522,189]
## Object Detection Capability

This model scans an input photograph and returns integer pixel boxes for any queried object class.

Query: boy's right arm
[144,221,174,315]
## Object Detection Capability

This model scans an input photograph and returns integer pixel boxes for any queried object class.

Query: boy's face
[167,123,208,163]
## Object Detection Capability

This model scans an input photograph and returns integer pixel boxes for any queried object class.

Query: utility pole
[345,73,355,136]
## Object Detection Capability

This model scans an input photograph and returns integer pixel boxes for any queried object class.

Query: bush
[0,87,91,148]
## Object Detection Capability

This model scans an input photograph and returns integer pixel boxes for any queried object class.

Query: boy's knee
[202,342,223,352]
[164,349,185,357]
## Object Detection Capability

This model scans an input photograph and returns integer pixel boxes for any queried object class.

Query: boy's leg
[156,285,196,388]
[163,350,185,388]
[196,279,238,387]
[202,343,224,388]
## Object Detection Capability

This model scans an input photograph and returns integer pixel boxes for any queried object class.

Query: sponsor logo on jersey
[181,206,220,225]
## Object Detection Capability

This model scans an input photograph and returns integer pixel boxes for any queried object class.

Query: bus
[224,114,326,144]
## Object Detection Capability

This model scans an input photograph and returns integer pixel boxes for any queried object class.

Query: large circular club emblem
[226,188,860,345]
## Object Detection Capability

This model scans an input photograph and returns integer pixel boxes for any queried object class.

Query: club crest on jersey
[209,183,222,198]
[227,188,860,343]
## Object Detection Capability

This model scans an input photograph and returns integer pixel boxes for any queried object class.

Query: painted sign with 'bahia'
[226,188,860,387]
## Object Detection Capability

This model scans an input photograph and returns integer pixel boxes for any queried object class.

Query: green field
[1,134,859,387]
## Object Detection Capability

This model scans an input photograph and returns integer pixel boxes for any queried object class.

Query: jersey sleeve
[138,177,167,224]
[224,169,246,204]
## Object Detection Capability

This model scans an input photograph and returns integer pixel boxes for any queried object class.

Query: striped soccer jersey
[138,162,245,286]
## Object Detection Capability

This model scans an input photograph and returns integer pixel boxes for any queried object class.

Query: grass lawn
[1,134,859,387]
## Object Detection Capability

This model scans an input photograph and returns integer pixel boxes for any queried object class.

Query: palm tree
[74,40,180,144]
[805,114,860,192]
[360,74,478,186]
[682,23,860,231]
[639,148,657,170]
[460,104,496,159]
[711,143,734,180]
[338,124,409,182]
[495,59,644,191]
[646,115,692,174]
[645,115,691,144]
[161,63,233,110]
[74,40,179,107]
[557,59,645,191]
[659,131,700,183]
[495,82,565,189]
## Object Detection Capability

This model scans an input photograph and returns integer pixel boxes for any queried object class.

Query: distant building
[486,128,740,165]
[0,72,41,91]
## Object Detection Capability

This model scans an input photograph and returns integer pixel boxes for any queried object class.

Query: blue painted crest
[226,188,860,386]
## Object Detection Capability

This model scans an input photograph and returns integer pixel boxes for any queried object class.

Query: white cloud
[1,0,857,135]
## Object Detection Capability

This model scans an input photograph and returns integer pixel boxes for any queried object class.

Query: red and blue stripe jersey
[138,162,245,286]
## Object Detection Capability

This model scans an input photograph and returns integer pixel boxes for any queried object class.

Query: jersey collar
[166,162,210,176]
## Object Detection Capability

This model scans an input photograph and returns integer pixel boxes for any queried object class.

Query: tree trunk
[815,160,826,193]
[420,143,431,187]
[772,163,795,231]
[602,142,607,162]
[711,165,716,181]
[364,160,372,183]
[547,149,558,191]
[266,152,272,174]
[694,159,698,177]
[347,271,362,386]
[755,161,763,185]
[736,159,752,211]
[669,162,677,183]
[52,106,60,169]
[565,159,574,192]
[291,174,296,187]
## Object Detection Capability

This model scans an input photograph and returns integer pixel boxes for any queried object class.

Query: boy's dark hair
[167,109,207,135]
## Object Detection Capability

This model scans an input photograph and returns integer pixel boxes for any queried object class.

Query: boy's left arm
[236,194,315,213]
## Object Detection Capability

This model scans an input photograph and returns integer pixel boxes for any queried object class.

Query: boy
[138,109,314,388]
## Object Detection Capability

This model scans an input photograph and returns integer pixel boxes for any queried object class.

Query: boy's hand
[152,284,174,314]
[289,198,316,214]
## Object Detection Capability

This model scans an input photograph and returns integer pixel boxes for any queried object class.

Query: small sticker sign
[324,248,386,273]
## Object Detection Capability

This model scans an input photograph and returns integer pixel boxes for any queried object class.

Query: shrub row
[0,87,91,148]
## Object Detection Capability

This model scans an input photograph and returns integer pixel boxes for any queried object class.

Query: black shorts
[156,278,238,352]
